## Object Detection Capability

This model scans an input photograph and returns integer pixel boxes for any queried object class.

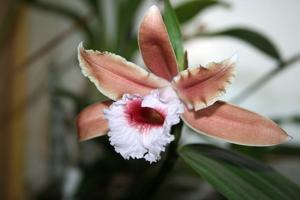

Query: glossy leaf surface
[164,0,185,70]
[179,144,300,200]
[175,0,229,24]
[206,27,282,61]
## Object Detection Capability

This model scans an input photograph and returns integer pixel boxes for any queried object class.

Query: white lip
[103,89,183,163]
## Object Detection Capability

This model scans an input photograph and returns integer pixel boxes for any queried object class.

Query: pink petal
[78,43,169,100]
[139,6,178,81]
[182,101,290,146]
[76,101,113,141]
[172,56,236,111]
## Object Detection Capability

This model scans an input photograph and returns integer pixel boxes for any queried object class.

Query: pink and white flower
[76,6,290,162]
[103,90,183,162]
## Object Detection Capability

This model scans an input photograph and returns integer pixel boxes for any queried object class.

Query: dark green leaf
[203,27,282,61]
[273,114,300,125]
[164,0,185,70]
[231,144,300,159]
[269,146,300,156]
[179,144,300,200]
[124,35,139,60]
[175,0,230,24]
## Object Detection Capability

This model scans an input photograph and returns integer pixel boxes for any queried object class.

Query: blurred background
[0,0,299,199]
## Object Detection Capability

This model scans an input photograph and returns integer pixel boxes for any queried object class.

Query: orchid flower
[76,6,290,162]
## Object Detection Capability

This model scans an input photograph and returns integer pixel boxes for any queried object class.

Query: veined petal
[76,100,113,141]
[139,5,178,81]
[172,55,237,111]
[182,101,290,146]
[78,43,169,100]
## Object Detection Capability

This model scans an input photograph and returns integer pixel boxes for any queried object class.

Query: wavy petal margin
[76,101,113,141]
[78,43,169,100]
[172,55,237,111]
[182,101,291,146]
[139,5,178,81]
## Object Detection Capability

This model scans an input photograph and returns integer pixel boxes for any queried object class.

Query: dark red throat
[125,99,165,128]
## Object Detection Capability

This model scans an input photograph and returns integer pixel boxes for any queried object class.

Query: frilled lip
[76,5,290,146]
[103,92,182,163]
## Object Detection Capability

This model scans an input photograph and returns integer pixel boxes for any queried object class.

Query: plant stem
[141,121,183,200]
[231,53,300,104]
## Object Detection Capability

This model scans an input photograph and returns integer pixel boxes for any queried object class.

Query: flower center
[126,99,165,126]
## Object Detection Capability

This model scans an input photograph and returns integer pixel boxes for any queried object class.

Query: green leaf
[164,0,185,70]
[231,144,300,159]
[179,144,300,200]
[124,35,139,60]
[175,0,230,24]
[203,27,282,61]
